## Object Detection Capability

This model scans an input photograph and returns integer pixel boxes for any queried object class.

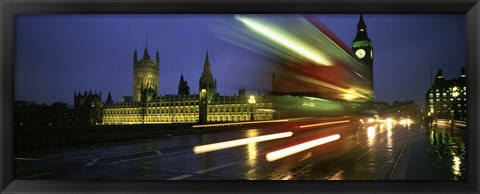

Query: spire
[143,33,150,60]
[354,14,370,42]
[357,14,366,29]
[155,49,160,64]
[134,48,138,63]
[203,49,211,74]
[107,91,112,103]
[206,49,209,61]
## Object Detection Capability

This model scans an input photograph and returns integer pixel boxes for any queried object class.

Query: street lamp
[451,88,459,129]
[248,95,256,121]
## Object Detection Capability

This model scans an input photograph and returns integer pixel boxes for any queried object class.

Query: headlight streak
[236,15,332,66]
[299,120,350,128]
[303,96,331,102]
[292,72,370,100]
[193,131,293,154]
[192,119,289,128]
[367,126,376,139]
[265,134,341,162]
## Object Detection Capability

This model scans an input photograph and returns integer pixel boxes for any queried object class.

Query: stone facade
[102,48,274,125]
[102,94,273,124]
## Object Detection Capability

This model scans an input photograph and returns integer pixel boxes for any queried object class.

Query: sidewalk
[390,124,453,180]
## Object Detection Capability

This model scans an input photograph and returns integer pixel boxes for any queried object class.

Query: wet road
[15,117,467,180]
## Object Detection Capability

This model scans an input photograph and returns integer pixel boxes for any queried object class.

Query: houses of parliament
[71,15,374,126]
[74,47,274,125]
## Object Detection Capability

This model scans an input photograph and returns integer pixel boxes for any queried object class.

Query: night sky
[14,14,466,107]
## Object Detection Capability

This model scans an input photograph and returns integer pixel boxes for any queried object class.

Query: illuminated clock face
[355,49,366,59]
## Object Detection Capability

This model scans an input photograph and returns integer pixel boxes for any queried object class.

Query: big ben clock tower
[352,14,373,68]
[351,14,374,102]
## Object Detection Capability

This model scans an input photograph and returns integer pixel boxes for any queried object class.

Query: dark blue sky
[14,14,466,107]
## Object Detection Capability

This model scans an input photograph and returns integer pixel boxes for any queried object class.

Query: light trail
[193,131,294,154]
[192,119,289,128]
[299,120,350,128]
[236,15,332,66]
[265,134,341,162]
[293,72,370,100]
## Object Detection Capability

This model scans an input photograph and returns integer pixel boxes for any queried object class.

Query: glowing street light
[451,88,460,129]
[248,95,256,121]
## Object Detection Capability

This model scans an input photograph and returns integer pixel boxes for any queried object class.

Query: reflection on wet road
[15,117,466,180]
[425,120,467,180]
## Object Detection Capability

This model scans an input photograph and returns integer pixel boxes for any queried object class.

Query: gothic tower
[199,50,217,123]
[133,37,160,102]
[178,74,190,96]
[199,50,217,103]
[351,14,374,101]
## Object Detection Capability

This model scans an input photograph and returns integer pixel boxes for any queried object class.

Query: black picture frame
[1,0,479,193]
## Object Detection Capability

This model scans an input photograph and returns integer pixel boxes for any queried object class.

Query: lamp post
[451,87,459,129]
[248,95,256,121]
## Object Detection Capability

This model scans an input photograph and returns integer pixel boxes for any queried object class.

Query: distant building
[101,49,273,125]
[74,90,102,125]
[374,101,390,112]
[425,68,467,121]
[14,101,74,127]
[385,100,423,121]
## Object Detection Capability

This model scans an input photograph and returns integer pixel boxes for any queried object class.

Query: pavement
[391,121,466,180]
